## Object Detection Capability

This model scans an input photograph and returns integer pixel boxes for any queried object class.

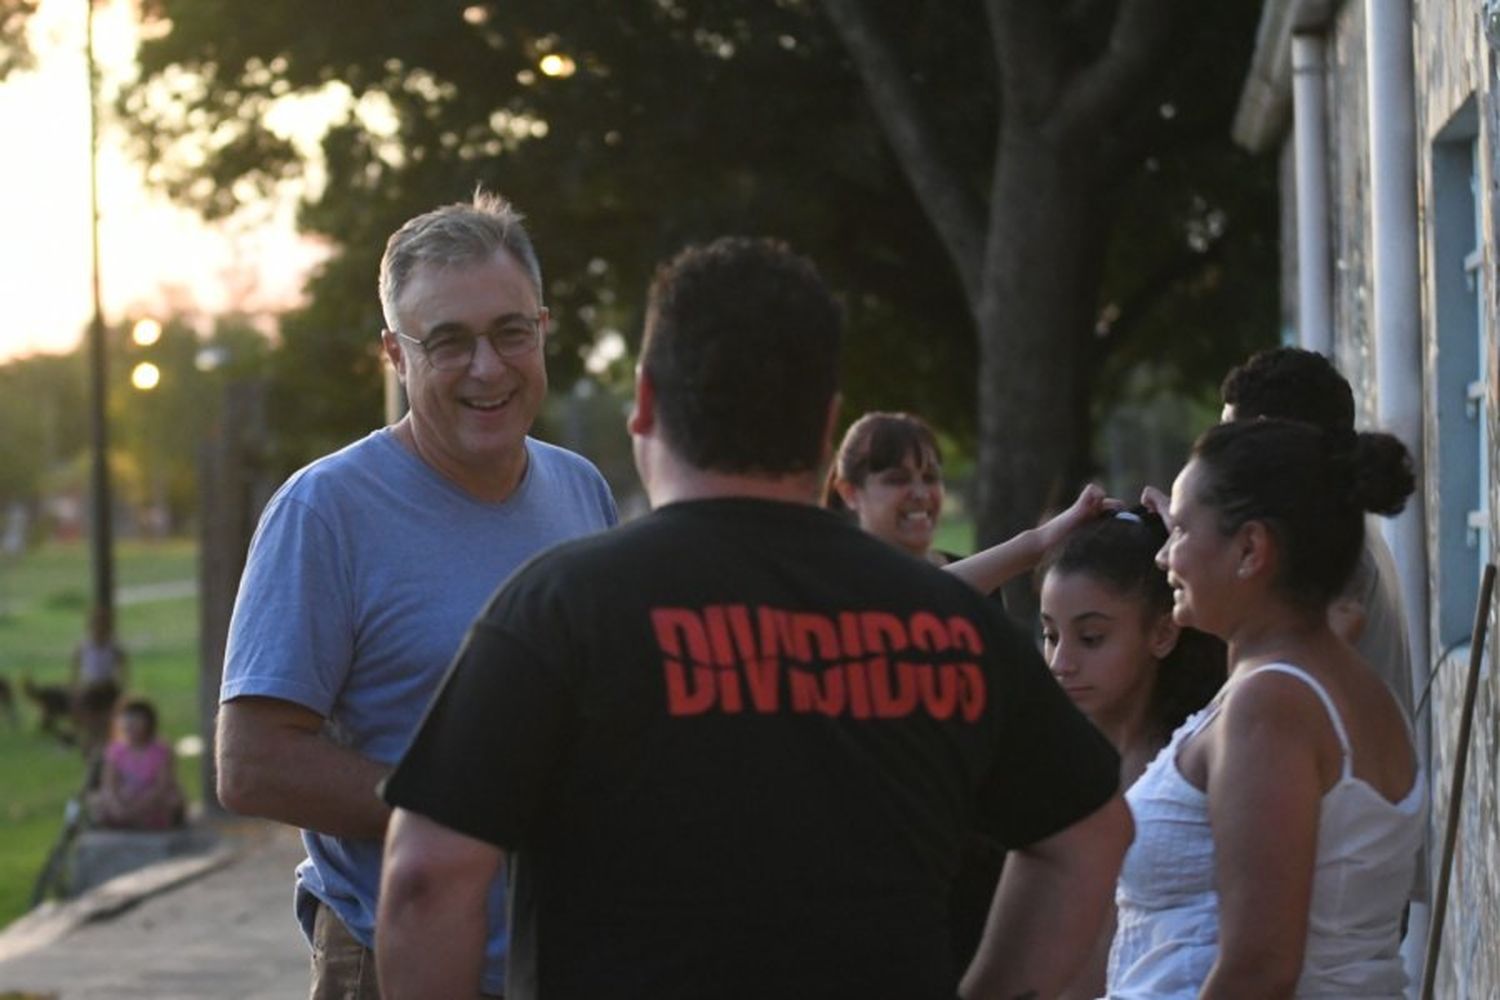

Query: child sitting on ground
[86,697,185,830]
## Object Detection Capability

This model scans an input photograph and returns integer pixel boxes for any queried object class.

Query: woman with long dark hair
[1038,508,1226,998]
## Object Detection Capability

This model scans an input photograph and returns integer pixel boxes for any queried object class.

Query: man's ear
[381,330,407,382]
[627,365,655,437]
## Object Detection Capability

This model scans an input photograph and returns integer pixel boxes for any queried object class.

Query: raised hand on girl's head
[943,483,1119,594]
[1139,485,1171,528]
[1037,483,1123,550]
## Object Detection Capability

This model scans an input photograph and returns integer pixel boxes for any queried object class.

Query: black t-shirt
[384,498,1118,1000]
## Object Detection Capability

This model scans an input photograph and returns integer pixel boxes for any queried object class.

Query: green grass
[0,539,200,929]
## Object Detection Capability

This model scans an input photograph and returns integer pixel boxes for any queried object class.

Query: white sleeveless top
[1106,663,1425,998]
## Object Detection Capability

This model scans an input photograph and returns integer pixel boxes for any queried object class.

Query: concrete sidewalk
[0,820,309,999]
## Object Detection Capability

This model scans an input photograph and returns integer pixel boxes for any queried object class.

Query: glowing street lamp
[132,317,162,346]
[539,53,576,78]
[131,361,161,391]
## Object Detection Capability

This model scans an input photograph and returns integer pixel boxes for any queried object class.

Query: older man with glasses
[216,190,617,1000]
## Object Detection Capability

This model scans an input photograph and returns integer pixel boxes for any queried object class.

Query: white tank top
[1107,662,1424,998]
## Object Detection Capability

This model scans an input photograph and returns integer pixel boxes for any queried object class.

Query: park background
[0,1,1496,997]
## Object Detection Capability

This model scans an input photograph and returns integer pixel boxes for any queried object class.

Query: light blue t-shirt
[221,428,617,995]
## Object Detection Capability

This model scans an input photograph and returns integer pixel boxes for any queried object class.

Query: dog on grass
[21,675,77,745]
[0,673,15,726]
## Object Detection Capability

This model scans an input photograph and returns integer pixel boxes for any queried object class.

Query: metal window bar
[1464,141,1489,556]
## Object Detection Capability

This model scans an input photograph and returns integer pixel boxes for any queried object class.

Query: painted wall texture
[1280,2,1500,995]
[1414,2,1500,997]
[1326,0,1378,426]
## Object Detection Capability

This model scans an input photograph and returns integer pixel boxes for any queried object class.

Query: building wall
[1411,2,1500,996]
[1325,0,1377,425]
[1315,2,1500,995]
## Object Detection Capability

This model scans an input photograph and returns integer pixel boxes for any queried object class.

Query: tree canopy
[115,1,1271,478]
[0,0,1263,561]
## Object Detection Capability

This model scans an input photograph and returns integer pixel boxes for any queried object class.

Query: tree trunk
[817,0,1177,626]
[975,133,1110,622]
[197,380,272,811]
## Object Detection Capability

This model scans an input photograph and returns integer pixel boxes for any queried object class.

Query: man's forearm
[377,880,488,999]
[960,850,1094,998]
[960,796,1131,999]
[217,703,392,839]
[377,810,500,999]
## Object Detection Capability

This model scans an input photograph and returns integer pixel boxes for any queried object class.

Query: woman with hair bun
[1108,420,1425,998]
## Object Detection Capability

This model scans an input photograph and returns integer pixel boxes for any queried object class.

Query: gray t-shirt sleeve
[220,493,355,715]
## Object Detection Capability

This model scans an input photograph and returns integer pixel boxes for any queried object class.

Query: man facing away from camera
[377,236,1131,1000]
[216,191,617,999]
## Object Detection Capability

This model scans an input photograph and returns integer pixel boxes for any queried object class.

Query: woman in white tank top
[1107,419,1424,998]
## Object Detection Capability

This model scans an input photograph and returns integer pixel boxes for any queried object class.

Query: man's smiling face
[386,249,549,485]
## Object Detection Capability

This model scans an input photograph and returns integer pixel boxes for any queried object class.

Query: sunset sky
[0,0,325,363]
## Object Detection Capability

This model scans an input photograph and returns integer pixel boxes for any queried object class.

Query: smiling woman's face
[1157,459,1241,637]
[839,448,944,558]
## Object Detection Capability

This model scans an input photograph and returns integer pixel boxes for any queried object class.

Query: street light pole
[85,0,114,620]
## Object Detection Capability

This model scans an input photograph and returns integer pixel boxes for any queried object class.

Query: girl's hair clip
[1114,510,1143,523]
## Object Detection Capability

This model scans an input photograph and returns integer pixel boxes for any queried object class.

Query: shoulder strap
[1244,663,1353,777]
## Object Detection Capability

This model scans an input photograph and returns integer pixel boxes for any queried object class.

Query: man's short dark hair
[641,237,842,475]
[1220,347,1355,432]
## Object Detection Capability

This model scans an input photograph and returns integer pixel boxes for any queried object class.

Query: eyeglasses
[395,312,547,371]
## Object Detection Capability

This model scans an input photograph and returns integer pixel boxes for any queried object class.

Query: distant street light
[539,53,576,78]
[131,361,161,391]
[132,317,162,346]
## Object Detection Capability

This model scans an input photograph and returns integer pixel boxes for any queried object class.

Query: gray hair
[378,189,543,334]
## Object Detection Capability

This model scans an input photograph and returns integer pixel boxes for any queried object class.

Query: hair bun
[1348,431,1415,516]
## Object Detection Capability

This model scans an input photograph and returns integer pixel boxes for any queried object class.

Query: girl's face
[1041,569,1176,727]
[840,450,944,558]
[1156,460,1240,636]
[118,710,151,746]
